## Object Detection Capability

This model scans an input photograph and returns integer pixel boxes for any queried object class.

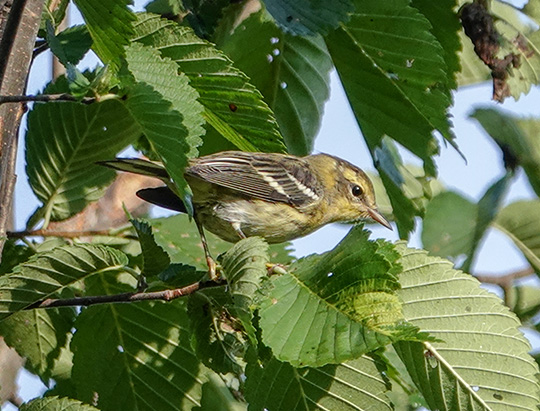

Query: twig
[0,93,97,105]
[26,280,224,309]
[7,228,135,239]
[475,267,535,306]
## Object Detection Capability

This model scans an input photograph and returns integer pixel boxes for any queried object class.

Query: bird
[99,151,391,275]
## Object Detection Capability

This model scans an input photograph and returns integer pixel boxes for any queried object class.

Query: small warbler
[101,151,391,272]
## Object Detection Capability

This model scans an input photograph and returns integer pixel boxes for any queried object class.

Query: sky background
[5,1,540,408]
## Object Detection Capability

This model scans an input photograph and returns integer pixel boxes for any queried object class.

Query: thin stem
[0,93,97,105]
[25,280,224,309]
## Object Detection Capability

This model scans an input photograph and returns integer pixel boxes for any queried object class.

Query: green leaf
[262,0,353,36]
[39,0,69,36]
[159,263,206,288]
[130,218,170,276]
[25,97,140,223]
[188,288,245,375]
[374,140,424,238]
[326,0,454,175]
[48,24,93,66]
[72,0,136,69]
[221,237,268,320]
[259,226,423,367]
[422,191,476,261]
[0,240,35,276]
[422,173,512,272]
[245,349,392,410]
[194,374,246,411]
[0,244,128,321]
[72,275,205,410]
[20,396,99,411]
[462,172,512,272]
[494,200,540,274]
[411,0,461,90]
[395,244,540,410]
[471,108,540,196]
[132,13,286,154]
[125,41,205,156]
[0,308,75,383]
[218,10,332,155]
[124,43,206,211]
[221,237,268,344]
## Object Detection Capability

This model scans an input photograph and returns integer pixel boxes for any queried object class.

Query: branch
[475,267,535,306]
[7,228,135,239]
[26,280,224,309]
[0,93,97,105]
[0,0,45,261]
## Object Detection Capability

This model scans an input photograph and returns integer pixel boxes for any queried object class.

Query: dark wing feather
[186,152,322,206]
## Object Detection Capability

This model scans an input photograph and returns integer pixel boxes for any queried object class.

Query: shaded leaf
[263,0,353,36]
[20,396,99,411]
[194,374,246,411]
[188,288,245,375]
[0,308,75,383]
[130,218,170,276]
[0,244,128,321]
[48,24,93,66]
[411,0,461,90]
[422,191,476,261]
[471,108,540,196]
[219,10,332,155]
[259,227,423,367]
[494,200,540,274]
[0,241,34,276]
[462,172,512,272]
[326,0,454,174]
[132,13,286,154]
[159,263,206,288]
[245,348,392,410]
[73,0,135,69]
[25,96,140,223]
[72,275,205,411]
[395,244,540,410]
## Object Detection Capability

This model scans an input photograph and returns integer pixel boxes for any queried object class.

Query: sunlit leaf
[395,244,540,410]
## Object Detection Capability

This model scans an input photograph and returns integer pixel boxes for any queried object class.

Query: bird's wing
[186,152,323,206]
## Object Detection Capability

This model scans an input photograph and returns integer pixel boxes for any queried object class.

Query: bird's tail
[97,158,170,181]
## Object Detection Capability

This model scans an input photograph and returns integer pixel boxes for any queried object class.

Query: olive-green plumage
[100,151,391,244]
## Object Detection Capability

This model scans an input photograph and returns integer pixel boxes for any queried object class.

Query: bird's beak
[367,208,393,230]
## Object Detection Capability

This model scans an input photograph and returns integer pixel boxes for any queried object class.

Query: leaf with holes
[25,96,140,223]
[132,13,286,154]
[259,226,425,367]
[395,244,540,410]
[72,274,206,411]
[218,10,332,155]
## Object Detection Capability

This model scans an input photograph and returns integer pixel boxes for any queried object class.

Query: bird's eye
[351,185,363,197]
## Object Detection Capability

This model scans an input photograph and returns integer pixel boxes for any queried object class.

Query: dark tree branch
[26,280,224,309]
[0,0,28,86]
[0,0,45,261]
[0,93,97,105]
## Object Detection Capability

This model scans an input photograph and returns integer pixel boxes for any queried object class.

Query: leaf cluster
[2,0,540,410]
